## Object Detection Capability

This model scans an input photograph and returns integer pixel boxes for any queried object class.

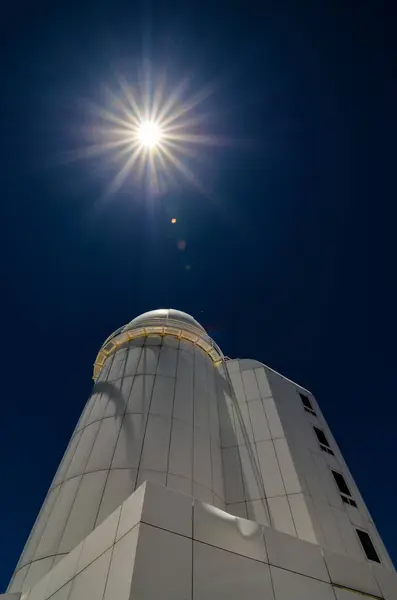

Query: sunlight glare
[138,120,162,148]
[76,71,224,197]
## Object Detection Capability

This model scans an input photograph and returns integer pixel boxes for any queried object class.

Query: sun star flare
[76,72,222,197]
[138,120,163,149]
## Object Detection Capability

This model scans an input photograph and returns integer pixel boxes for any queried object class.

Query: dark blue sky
[1,0,396,588]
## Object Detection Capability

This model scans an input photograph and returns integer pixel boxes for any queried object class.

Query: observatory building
[5,309,397,600]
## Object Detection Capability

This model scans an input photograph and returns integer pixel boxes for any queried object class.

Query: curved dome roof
[124,308,205,333]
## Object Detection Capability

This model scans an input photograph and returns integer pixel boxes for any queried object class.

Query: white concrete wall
[9,335,225,594]
[264,364,393,569]
[17,482,397,600]
[219,359,298,536]
[8,333,394,595]
[222,357,393,571]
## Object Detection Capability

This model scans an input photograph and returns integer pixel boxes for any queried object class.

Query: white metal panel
[173,349,194,424]
[314,501,346,555]
[103,525,139,600]
[288,493,317,543]
[194,500,266,562]
[130,523,192,600]
[270,565,335,600]
[167,473,192,496]
[107,349,127,381]
[274,438,301,494]
[77,507,120,574]
[124,345,142,376]
[227,502,247,518]
[18,485,62,566]
[238,445,263,501]
[323,548,382,597]
[254,368,272,398]
[233,401,254,446]
[312,452,343,509]
[68,547,112,600]
[116,484,145,541]
[372,564,397,600]
[246,499,270,526]
[85,417,121,472]
[194,425,212,489]
[21,558,54,594]
[96,469,137,526]
[137,346,160,375]
[126,375,154,414]
[229,371,246,404]
[136,469,167,487]
[264,525,329,581]
[334,589,369,600]
[193,482,214,504]
[248,400,271,442]
[222,447,245,504]
[35,476,82,559]
[45,542,83,598]
[58,470,107,554]
[256,441,285,498]
[140,415,171,472]
[7,565,29,594]
[211,437,225,500]
[150,375,175,418]
[241,370,260,401]
[76,395,96,432]
[218,392,236,448]
[267,496,296,537]
[156,346,178,377]
[65,421,100,479]
[193,541,274,600]
[168,418,193,480]
[86,393,108,425]
[111,413,146,469]
[331,507,363,560]
[263,397,284,439]
[162,335,179,348]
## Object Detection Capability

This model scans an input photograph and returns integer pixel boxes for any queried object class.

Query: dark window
[342,497,357,507]
[313,427,334,455]
[332,471,357,507]
[356,530,381,563]
[314,426,329,446]
[299,393,316,415]
[332,471,351,496]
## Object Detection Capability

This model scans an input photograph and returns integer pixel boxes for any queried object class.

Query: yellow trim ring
[93,325,223,380]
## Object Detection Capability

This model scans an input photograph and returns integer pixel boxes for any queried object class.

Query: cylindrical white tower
[10,309,226,594]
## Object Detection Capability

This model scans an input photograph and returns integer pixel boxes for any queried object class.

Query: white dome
[124,308,205,333]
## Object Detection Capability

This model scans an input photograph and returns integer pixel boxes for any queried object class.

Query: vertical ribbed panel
[10,335,225,593]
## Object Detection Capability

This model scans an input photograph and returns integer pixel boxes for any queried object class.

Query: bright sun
[77,72,222,196]
[138,121,162,149]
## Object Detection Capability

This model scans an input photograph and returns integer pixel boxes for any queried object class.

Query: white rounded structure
[8,308,396,598]
[127,308,206,332]
[11,310,226,590]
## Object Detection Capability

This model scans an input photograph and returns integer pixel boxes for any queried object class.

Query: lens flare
[72,70,225,197]
[138,121,163,148]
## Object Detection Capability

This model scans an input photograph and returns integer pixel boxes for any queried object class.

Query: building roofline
[227,357,313,396]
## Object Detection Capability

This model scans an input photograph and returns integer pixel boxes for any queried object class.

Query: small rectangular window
[356,530,381,563]
[331,470,351,496]
[332,470,357,506]
[313,426,334,454]
[313,426,329,446]
[299,393,316,415]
